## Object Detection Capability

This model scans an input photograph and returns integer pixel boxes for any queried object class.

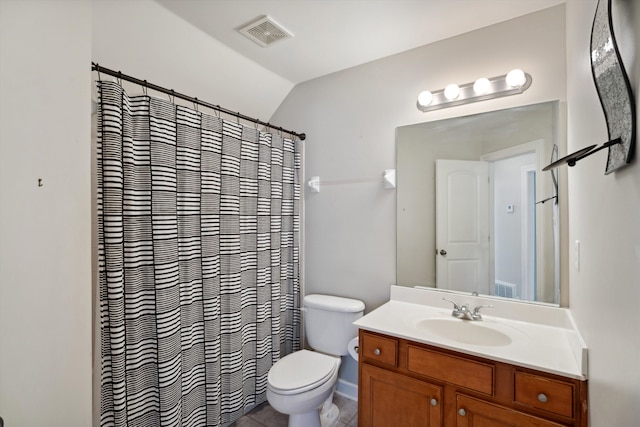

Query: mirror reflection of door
[396,102,562,305]
[435,160,490,295]
[436,154,539,301]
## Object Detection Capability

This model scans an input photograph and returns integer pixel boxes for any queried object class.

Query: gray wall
[0,1,92,425]
[272,5,567,312]
[566,0,640,425]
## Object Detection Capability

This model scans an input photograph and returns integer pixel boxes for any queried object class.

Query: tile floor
[230,394,358,427]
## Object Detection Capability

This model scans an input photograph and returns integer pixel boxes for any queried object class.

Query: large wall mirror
[396,101,567,305]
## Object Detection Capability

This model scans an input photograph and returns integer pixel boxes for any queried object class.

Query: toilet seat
[268,350,339,395]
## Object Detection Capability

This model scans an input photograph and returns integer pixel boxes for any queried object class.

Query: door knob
[439,249,447,256]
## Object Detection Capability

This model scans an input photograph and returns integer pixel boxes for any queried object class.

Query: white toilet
[267,294,365,427]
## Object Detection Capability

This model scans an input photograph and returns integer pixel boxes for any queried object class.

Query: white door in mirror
[435,160,490,294]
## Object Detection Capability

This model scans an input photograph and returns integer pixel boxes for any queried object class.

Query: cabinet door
[456,394,567,427]
[360,363,442,427]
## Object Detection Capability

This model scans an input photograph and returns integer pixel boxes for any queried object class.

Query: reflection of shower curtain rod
[91,62,306,141]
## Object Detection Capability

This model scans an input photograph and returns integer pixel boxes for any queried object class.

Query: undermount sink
[415,318,513,347]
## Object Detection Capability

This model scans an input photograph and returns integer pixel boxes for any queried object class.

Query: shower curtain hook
[117,71,122,86]
[95,63,102,81]
[142,80,148,96]
[236,113,241,124]
[214,106,220,118]
[193,97,199,112]
[169,90,175,104]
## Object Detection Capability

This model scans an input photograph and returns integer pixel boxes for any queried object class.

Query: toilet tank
[303,294,365,356]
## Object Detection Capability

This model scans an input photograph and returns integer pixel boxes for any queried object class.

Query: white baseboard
[335,379,357,402]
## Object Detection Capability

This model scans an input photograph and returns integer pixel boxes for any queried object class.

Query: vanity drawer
[360,331,398,367]
[514,371,574,418]
[407,345,494,395]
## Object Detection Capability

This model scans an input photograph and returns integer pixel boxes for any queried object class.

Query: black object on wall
[543,0,635,173]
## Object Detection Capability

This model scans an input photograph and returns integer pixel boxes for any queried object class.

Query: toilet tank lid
[303,294,365,313]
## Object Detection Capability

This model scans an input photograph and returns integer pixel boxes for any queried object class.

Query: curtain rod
[91,62,306,141]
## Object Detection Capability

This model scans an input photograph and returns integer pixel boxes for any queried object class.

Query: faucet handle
[471,304,493,320]
[442,297,461,311]
[473,304,493,313]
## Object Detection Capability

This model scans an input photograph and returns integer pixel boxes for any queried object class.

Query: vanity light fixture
[444,84,460,100]
[417,69,532,112]
[417,90,433,107]
[505,68,527,88]
[473,78,491,95]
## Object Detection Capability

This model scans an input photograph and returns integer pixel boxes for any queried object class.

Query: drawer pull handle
[430,398,438,407]
[458,408,467,417]
[537,393,548,403]
[373,348,381,356]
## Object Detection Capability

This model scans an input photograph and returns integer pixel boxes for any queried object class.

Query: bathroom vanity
[355,286,588,426]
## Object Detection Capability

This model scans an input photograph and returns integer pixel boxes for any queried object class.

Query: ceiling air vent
[238,15,293,48]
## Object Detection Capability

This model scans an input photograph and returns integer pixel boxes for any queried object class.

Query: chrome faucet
[443,297,493,321]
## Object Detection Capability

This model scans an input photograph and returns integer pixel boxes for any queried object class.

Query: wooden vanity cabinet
[361,363,443,426]
[454,394,566,427]
[358,330,588,427]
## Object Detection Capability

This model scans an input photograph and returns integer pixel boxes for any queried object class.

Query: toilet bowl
[266,294,365,427]
[267,350,340,427]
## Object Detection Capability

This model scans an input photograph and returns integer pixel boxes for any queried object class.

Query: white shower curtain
[96,81,301,426]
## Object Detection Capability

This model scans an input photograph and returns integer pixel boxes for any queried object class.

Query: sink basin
[415,318,513,346]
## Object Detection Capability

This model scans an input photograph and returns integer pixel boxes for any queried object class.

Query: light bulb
[444,84,460,100]
[506,69,526,87]
[473,78,490,95]
[417,90,433,107]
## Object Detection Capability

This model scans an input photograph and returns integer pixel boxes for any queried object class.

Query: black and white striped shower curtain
[97,81,301,426]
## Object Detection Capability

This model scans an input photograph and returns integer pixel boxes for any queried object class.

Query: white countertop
[353,286,588,380]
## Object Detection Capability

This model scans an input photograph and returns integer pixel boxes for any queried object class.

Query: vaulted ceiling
[156,0,565,85]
